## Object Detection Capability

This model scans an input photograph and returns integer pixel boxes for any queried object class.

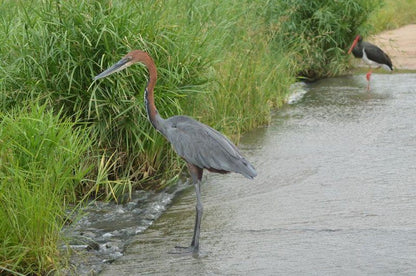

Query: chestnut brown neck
[139,53,164,132]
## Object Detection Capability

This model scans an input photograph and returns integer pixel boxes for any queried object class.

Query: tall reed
[0,103,91,274]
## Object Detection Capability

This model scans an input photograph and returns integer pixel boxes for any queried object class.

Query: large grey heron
[94,50,257,255]
[348,35,393,90]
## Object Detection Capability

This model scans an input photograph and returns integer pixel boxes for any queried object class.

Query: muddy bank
[371,24,416,70]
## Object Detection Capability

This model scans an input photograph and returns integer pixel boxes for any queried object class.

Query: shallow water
[63,183,190,274]
[79,74,416,275]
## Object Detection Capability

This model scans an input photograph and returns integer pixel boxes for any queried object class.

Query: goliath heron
[94,50,257,255]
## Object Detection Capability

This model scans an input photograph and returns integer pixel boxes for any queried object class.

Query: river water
[71,73,416,275]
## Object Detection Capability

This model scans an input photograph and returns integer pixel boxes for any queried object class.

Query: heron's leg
[187,163,204,253]
[191,179,203,252]
[170,163,203,255]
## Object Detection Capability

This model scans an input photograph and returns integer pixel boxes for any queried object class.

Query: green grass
[368,0,416,32]
[0,103,91,274]
[0,0,387,273]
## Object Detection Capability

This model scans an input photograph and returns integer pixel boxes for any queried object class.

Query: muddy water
[94,74,416,275]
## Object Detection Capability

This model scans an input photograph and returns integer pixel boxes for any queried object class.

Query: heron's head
[348,35,362,54]
[94,50,153,80]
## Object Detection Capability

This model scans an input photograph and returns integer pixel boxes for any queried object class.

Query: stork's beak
[348,35,360,54]
[94,56,132,80]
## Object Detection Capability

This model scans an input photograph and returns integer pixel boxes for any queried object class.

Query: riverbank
[371,24,416,70]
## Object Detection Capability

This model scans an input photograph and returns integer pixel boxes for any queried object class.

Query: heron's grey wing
[164,116,257,179]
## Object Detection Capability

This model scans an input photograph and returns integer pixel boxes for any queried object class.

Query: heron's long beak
[94,57,132,80]
[348,36,360,54]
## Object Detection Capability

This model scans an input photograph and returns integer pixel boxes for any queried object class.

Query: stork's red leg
[366,69,372,91]
[366,70,372,81]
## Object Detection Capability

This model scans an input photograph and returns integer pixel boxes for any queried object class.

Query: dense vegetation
[1,0,407,274]
[0,104,90,274]
[368,0,416,32]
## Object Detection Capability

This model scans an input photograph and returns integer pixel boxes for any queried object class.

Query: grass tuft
[0,103,91,274]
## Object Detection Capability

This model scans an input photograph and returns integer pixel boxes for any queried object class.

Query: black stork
[348,35,393,90]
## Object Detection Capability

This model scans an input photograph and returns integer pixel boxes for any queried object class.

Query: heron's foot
[168,245,199,255]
